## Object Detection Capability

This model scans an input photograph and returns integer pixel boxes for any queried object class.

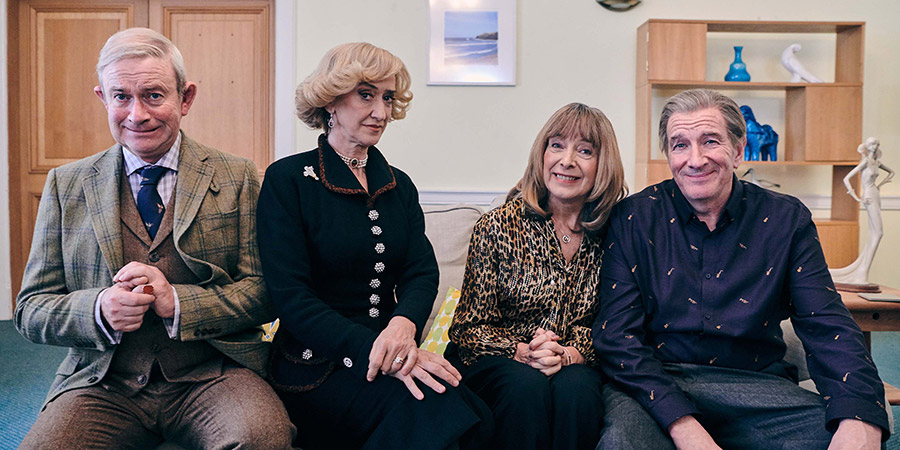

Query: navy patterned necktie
[137,165,168,239]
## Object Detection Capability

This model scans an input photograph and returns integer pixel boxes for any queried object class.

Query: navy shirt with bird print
[593,176,889,433]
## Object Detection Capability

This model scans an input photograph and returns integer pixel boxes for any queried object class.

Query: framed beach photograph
[427,0,517,85]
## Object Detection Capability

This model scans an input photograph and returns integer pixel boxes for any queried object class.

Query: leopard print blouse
[449,198,604,367]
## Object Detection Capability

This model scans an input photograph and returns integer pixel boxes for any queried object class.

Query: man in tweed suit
[15,28,292,448]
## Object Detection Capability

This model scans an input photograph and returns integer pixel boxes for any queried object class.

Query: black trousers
[460,355,605,450]
[278,365,493,450]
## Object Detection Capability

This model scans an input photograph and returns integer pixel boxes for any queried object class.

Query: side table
[841,285,900,405]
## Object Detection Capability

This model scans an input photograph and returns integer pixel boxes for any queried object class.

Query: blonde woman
[449,103,627,450]
[257,43,490,449]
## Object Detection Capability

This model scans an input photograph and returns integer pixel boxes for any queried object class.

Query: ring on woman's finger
[393,356,405,365]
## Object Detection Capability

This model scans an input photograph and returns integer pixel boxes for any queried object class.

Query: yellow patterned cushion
[420,287,460,356]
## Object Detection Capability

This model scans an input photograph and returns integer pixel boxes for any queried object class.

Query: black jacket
[257,134,438,391]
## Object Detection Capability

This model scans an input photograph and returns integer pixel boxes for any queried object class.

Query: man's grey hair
[658,88,746,154]
[96,27,187,96]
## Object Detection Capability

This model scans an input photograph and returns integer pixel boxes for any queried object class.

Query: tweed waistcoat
[105,171,223,396]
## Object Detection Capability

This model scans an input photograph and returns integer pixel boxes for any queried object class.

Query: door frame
[0,0,297,319]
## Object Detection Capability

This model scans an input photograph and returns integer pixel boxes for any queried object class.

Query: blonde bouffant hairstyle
[295,42,412,131]
[509,103,628,232]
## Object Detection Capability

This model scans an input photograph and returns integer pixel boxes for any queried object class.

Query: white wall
[291,1,899,192]
[1,0,13,320]
[291,0,900,287]
[2,0,899,318]
[273,0,297,169]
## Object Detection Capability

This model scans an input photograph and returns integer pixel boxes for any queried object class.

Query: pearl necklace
[334,150,368,169]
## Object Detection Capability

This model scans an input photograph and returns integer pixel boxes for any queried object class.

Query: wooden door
[6,0,274,309]
[150,0,273,175]
[7,0,146,309]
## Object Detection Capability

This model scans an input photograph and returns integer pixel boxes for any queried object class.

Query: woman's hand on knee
[390,358,455,401]
[414,348,461,387]
[367,316,418,381]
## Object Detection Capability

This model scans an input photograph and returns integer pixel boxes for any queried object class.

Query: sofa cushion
[421,204,483,340]
[780,320,810,381]
[420,287,461,355]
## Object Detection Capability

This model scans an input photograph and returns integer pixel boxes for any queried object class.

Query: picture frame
[427,0,517,86]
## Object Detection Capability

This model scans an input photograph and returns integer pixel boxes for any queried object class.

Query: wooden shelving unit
[635,19,865,267]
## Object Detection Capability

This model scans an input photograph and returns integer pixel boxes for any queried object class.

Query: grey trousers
[20,364,295,450]
[597,364,836,450]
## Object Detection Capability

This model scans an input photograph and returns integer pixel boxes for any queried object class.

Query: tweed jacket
[15,134,274,406]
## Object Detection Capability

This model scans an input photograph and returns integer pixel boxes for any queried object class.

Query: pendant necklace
[553,216,577,244]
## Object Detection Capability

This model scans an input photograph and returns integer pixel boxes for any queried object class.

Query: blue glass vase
[725,46,751,82]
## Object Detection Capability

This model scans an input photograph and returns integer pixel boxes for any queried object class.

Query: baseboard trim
[420,190,900,211]
[420,191,505,206]
[790,195,900,211]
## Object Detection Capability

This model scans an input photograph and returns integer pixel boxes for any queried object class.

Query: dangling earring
[327,112,335,129]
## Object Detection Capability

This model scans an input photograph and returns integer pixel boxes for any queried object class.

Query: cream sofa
[156,202,890,450]
[420,203,894,432]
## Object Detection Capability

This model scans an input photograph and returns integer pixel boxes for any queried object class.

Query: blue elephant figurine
[741,105,764,161]
[759,125,778,161]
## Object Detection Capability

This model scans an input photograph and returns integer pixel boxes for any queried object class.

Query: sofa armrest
[781,319,810,381]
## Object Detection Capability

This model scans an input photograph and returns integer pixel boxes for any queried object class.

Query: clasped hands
[366,316,461,400]
[99,261,176,332]
[514,327,584,376]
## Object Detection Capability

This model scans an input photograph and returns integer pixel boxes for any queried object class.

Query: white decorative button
[371,226,382,236]
[343,357,353,368]
[374,262,385,273]
[370,294,381,305]
[302,349,312,360]
[375,243,385,254]
[369,307,380,318]
[369,210,379,221]
[370,279,381,289]
[550,279,555,286]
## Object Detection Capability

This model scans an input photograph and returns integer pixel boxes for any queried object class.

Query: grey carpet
[873,332,900,450]
[0,319,67,449]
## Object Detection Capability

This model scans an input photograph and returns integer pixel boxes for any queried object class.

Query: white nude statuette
[830,138,895,286]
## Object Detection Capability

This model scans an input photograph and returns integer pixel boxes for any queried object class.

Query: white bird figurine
[781,44,822,83]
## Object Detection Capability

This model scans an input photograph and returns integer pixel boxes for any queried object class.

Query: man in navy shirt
[594,89,889,449]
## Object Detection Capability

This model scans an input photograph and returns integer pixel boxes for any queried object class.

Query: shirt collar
[122,132,182,176]
[669,174,744,227]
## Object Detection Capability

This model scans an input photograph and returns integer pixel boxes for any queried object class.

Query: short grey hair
[96,27,187,96]
[658,88,746,154]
